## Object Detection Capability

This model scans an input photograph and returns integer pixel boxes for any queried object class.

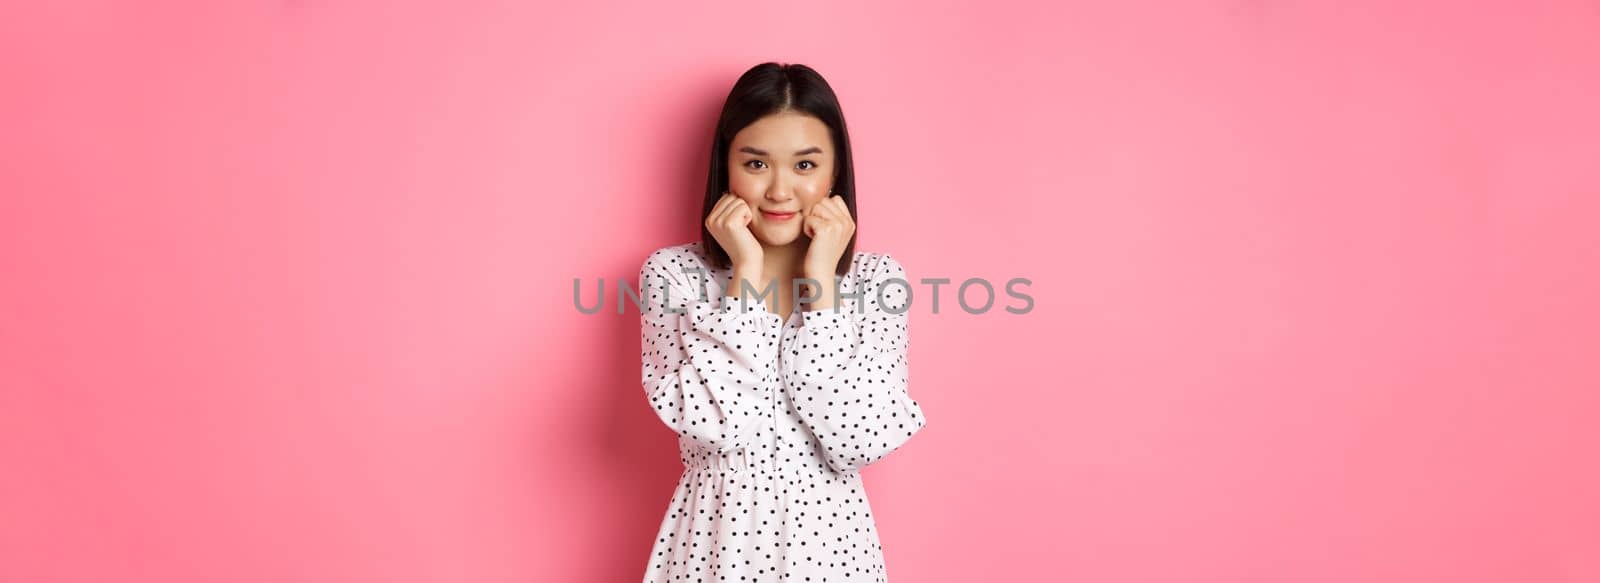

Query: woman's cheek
[794,183,822,201]
[729,177,763,199]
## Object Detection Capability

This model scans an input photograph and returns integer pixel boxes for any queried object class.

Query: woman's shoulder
[848,249,905,281]
[641,241,712,275]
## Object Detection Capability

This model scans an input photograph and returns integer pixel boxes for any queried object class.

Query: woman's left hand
[802,195,854,276]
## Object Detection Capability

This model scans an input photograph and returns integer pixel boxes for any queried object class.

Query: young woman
[637,62,929,581]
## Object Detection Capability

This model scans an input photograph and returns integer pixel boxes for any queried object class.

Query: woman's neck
[760,240,808,281]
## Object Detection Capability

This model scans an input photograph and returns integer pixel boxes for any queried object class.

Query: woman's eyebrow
[737,146,824,156]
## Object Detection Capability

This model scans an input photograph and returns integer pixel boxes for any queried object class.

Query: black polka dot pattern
[637,242,929,582]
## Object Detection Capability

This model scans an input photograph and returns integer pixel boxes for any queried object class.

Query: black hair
[699,62,858,276]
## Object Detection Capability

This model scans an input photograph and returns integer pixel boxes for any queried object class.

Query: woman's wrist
[803,270,838,311]
[727,263,773,302]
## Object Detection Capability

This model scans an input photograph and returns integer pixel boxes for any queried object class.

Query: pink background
[3,1,1598,581]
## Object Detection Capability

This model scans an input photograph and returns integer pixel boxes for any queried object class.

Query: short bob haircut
[699,62,858,276]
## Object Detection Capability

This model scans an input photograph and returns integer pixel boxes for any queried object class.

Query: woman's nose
[764,187,792,202]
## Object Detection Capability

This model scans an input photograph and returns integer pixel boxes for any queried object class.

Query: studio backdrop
[3,1,1597,582]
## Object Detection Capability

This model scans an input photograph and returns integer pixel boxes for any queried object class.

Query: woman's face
[726,111,837,247]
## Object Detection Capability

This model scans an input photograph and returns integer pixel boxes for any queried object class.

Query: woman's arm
[638,249,784,454]
[783,253,929,474]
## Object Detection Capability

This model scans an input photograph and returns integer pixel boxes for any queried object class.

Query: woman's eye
[745,160,766,170]
[796,160,815,170]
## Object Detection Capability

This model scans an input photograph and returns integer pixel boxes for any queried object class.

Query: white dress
[637,241,929,582]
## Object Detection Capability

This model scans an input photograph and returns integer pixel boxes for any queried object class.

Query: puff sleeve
[638,250,785,454]
[782,253,928,474]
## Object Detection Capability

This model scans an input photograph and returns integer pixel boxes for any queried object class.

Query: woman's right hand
[705,191,763,272]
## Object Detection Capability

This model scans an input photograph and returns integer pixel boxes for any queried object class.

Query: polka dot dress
[637,242,929,582]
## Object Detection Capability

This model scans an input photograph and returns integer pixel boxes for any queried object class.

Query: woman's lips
[761,210,797,221]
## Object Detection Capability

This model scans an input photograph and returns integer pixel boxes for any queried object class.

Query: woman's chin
[755,229,803,246]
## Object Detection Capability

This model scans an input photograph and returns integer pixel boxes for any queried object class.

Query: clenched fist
[802,195,854,275]
[705,191,764,272]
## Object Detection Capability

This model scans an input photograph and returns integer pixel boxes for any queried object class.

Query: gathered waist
[681,445,835,477]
